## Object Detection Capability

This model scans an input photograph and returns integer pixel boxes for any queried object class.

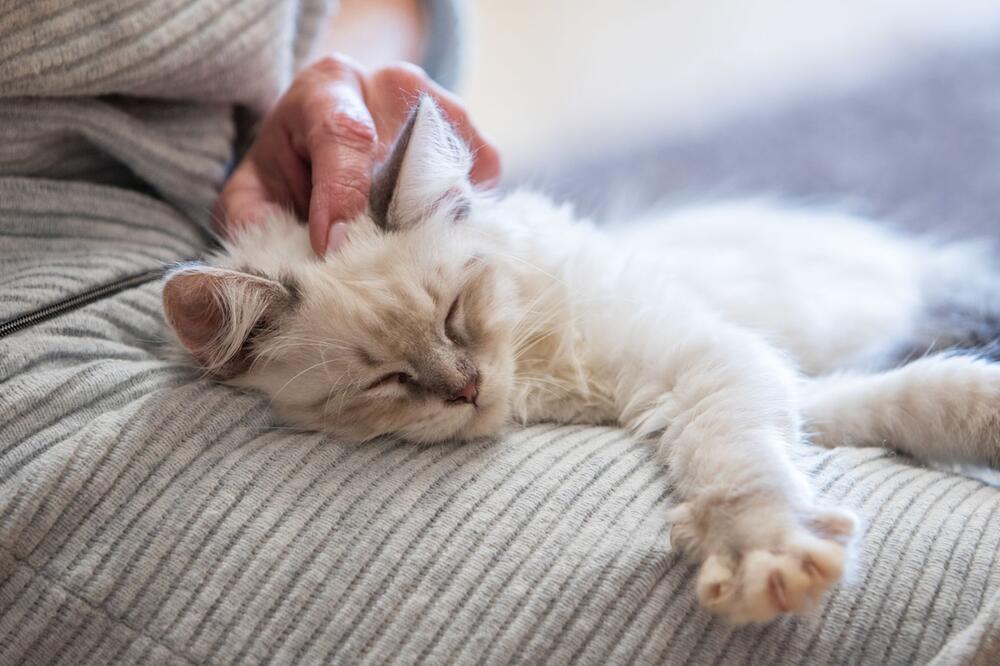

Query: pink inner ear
[163,271,227,367]
[164,267,290,378]
[429,187,470,223]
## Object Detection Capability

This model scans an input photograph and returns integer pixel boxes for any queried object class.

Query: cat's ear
[163,265,295,378]
[369,95,473,232]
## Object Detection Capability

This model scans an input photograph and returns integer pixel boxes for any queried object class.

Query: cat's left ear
[163,265,295,378]
[369,96,473,232]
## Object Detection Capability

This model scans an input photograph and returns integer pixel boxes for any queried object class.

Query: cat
[163,96,1000,624]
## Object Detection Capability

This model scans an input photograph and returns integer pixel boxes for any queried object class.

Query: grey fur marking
[370,103,420,231]
[891,275,1000,365]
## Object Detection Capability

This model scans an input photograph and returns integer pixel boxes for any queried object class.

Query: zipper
[0,267,167,339]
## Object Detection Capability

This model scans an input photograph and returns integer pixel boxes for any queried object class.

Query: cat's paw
[671,504,856,624]
[694,532,846,623]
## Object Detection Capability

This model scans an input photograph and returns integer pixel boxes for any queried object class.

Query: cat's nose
[450,375,479,406]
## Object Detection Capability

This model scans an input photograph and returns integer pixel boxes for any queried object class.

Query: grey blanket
[2,2,999,664]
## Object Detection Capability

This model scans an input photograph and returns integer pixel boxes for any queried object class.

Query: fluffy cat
[164,97,1000,624]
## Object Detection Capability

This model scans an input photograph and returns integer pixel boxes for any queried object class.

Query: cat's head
[163,97,519,443]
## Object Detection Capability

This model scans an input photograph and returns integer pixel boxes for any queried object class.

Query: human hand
[215,55,501,255]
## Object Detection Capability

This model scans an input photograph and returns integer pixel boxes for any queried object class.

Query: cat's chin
[452,399,510,442]
[454,372,514,441]
[401,389,511,445]
[275,394,510,445]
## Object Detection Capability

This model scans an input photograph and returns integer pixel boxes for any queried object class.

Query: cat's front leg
[619,324,857,623]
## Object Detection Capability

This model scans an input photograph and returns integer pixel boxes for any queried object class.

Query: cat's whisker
[509,306,560,352]
[512,377,568,394]
[511,380,571,395]
[321,383,339,419]
[512,372,578,394]
[254,335,330,364]
[324,378,352,421]
[269,358,339,406]
[489,250,568,287]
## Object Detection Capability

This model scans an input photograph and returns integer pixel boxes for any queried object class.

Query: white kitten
[164,97,1000,624]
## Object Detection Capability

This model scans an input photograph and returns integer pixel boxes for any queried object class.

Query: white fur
[165,99,1000,624]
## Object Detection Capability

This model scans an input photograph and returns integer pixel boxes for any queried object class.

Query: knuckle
[335,181,369,202]
[373,62,428,91]
[300,90,337,118]
[308,54,352,78]
[291,55,361,96]
[309,111,376,150]
[319,180,370,212]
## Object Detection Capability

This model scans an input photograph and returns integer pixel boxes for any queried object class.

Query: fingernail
[325,222,350,254]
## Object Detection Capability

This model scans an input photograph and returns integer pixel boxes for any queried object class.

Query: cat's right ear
[163,265,294,378]
[369,96,473,232]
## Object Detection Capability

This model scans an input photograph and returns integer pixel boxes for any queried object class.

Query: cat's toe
[696,530,850,624]
[743,536,845,622]
[805,506,858,544]
[696,554,738,610]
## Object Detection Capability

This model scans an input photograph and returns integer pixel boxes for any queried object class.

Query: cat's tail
[811,239,1000,468]
[802,354,1000,468]
[889,240,1000,364]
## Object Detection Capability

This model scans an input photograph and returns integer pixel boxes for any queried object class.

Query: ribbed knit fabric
[1,1,999,664]
[2,290,1000,664]
[0,178,207,321]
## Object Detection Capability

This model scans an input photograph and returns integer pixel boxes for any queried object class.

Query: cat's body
[164,98,1000,624]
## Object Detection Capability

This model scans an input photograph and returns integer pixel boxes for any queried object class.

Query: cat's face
[258,217,518,442]
[164,97,520,443]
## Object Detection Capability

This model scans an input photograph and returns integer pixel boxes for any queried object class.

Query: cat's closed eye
[366,372,414,391]
[444,294,464,343]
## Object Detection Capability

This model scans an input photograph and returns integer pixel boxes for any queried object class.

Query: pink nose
[451,377,479,405]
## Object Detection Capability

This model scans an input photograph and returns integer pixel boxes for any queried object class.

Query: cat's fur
[164,98,1000,624]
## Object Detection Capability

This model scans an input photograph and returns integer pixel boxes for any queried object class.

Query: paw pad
[694,526,852,623]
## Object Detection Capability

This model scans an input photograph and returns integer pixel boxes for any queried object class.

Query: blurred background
[459,0,1000,237]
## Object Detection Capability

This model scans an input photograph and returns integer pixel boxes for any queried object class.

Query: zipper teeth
[0,267,167,339]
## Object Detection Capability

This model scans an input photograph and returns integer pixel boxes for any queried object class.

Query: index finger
[285,62,379,255]
[304,82,378,254]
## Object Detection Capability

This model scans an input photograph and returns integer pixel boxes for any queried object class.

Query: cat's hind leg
[803,354,1000,468]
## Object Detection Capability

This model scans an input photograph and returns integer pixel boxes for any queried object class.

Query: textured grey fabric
[2,3,1000,665]
[0,177,207,320]
[0,0,329,110]
[0,0,333,327]
[3,290,1000,665]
